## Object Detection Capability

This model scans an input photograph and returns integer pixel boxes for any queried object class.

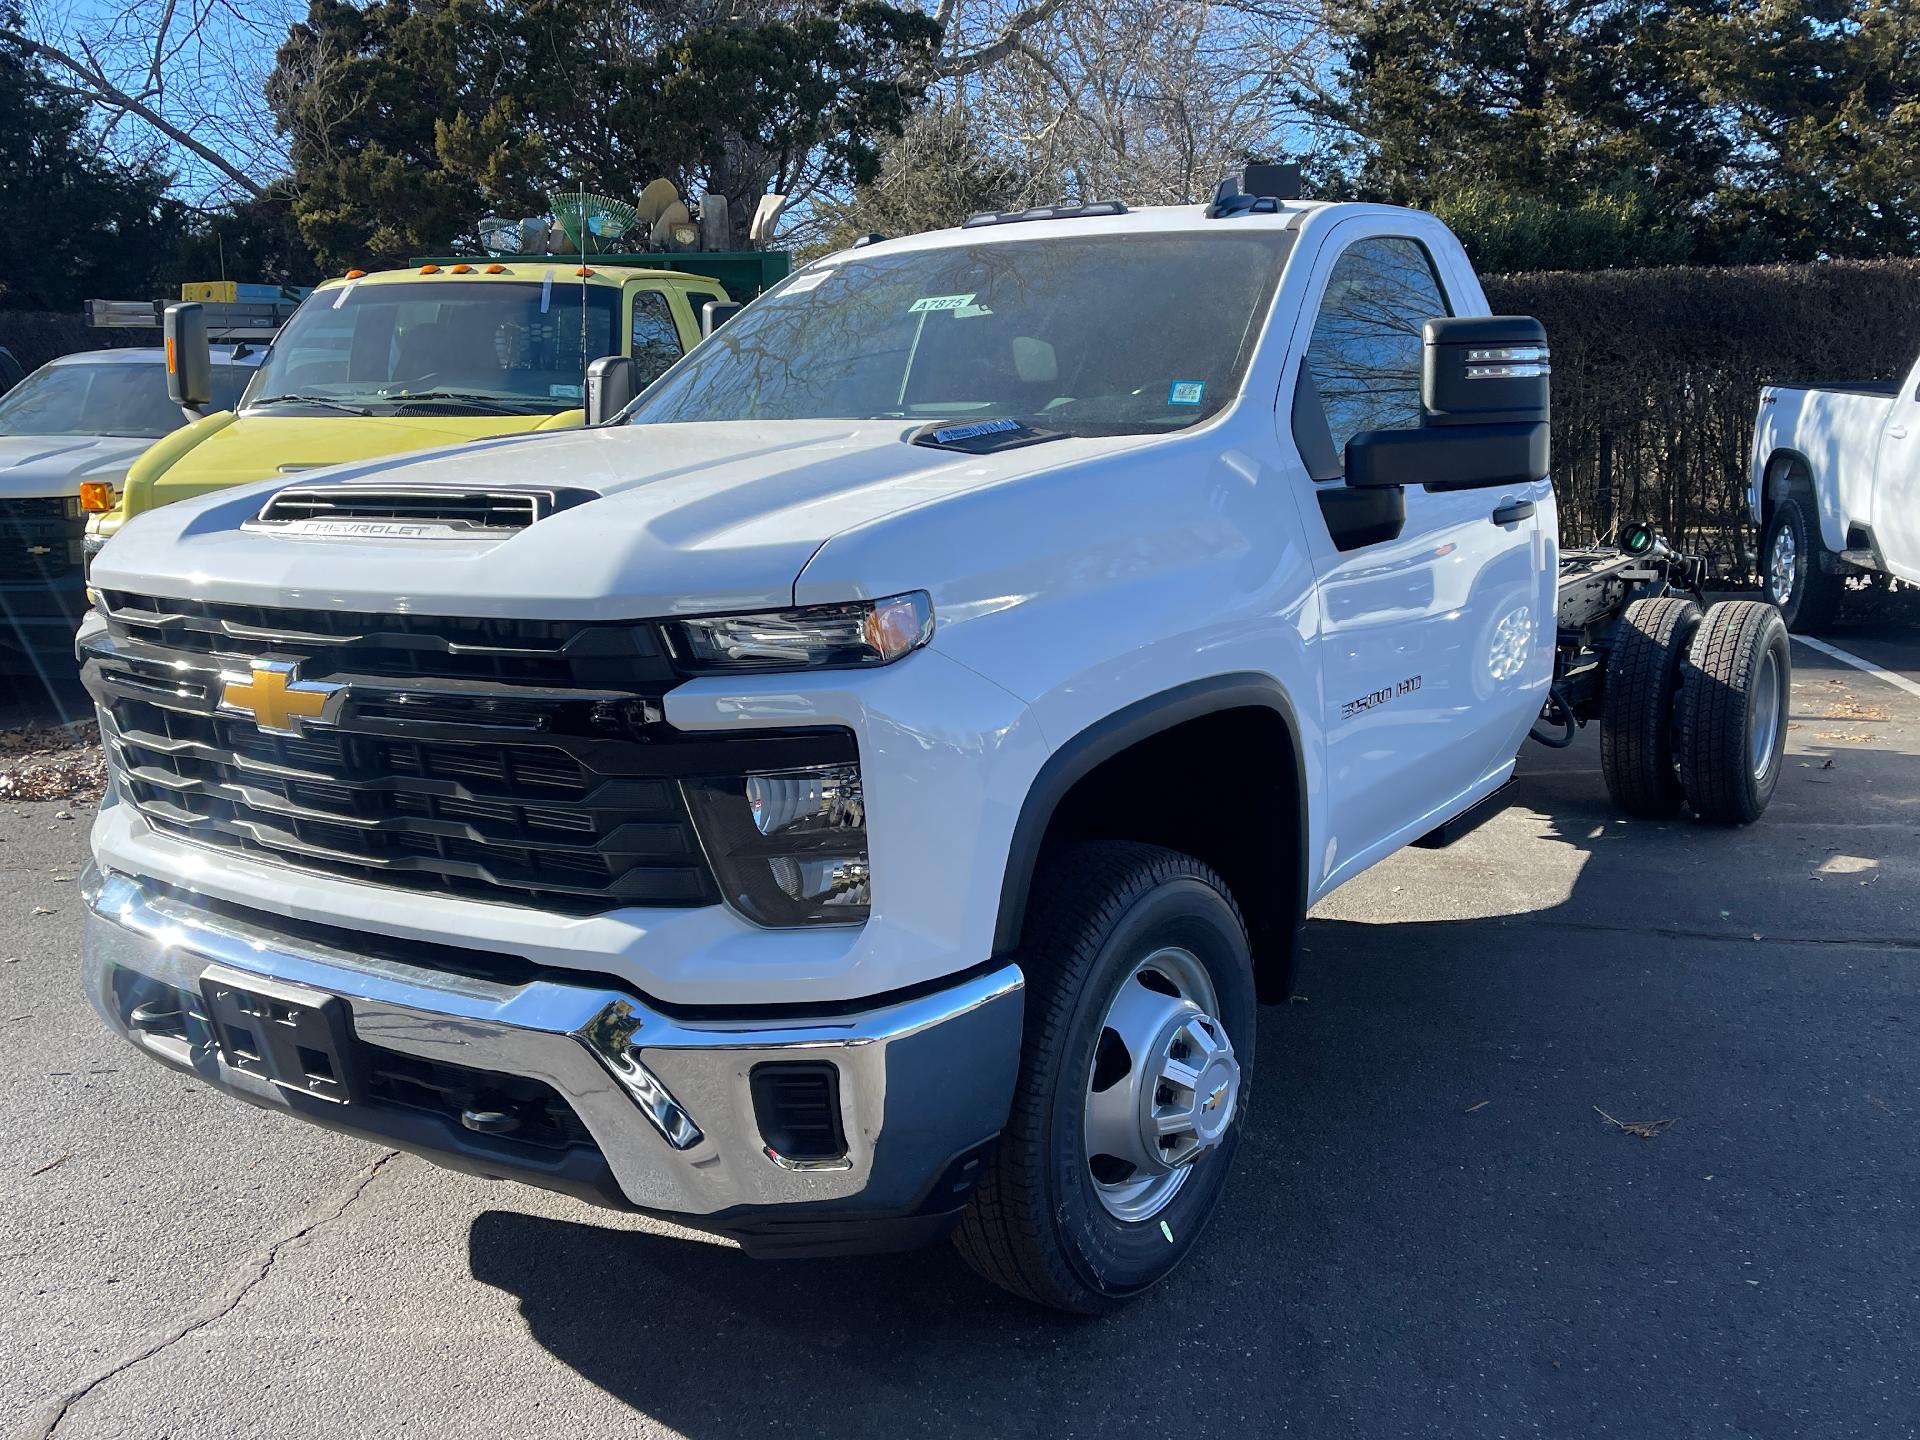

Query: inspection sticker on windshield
[909,293,977,313]
[549,383,583,399]
[1168,380,1206,406]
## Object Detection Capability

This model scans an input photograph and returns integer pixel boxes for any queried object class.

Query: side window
[630,291,684,384]
[1296,237,1451,470]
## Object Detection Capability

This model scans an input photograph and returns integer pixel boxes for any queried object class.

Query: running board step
[1411,779,1517,849]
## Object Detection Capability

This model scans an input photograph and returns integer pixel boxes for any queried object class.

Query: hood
[127,411,563,515]
[0,434,152,500]
[95,419,1150,620]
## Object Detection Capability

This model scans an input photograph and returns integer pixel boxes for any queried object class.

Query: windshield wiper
[247,393,372,416]
[379,390,548,415]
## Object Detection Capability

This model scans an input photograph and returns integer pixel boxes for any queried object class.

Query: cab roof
[44,345,261,368]
[314,262,703,292]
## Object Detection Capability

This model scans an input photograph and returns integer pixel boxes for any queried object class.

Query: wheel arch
[1759,448,1816,526]
[992,674,1309,1002]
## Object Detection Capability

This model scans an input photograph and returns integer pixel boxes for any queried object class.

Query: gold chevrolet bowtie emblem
[218,661,346,736]
[1202,1081,1230,1113]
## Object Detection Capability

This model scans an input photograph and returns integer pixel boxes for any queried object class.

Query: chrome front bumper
[83,867,1024,1244]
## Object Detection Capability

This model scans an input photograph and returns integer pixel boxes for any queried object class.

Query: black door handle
[1491,500,1535,526]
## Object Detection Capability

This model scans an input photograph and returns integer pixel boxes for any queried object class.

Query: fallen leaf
[1594,1105,1677,1139]
[29,1154,69,1177]
[1465,1100,1491,1113]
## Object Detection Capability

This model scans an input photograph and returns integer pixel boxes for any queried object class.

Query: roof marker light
[451,263,473,273]
[485,263,508,273]
[344,269,366,279]
[420,264,441,274]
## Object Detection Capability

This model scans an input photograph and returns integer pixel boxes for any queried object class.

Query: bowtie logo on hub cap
[219,661,347,737]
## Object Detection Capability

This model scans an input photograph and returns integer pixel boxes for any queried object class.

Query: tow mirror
[701,300,743,338]
[164,303,213,411]
[585,355,639,425]
[1344,315,1551,492]
[1422,316,1550,426]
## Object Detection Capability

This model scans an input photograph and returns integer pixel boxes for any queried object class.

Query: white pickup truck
[77,176,1789,1312]
[1752,353,1920,630]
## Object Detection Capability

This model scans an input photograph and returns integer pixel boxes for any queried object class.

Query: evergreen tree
[0,3,188,309]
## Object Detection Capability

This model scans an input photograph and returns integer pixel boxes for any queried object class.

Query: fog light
[746,765,862,836]
[684,762,870,926]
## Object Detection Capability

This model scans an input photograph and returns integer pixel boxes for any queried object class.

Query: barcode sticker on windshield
[1168,380,1206,406]
[909,293,977,313]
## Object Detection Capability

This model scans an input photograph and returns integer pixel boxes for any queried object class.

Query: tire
[953,842,1256,1313]
[1762,496,1842,633]
[1679,600,1791,825]
[1599,595,1702,817]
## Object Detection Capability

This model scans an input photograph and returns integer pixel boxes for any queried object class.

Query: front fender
[111,409,237,528]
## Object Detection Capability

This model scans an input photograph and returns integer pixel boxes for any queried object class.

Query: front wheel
[954,843,1256,1313]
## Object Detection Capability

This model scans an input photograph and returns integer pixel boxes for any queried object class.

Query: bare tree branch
[936,0,1074,78]
[2,25,268,196]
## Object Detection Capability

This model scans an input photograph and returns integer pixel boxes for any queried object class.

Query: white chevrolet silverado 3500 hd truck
[78,177,1789,1311]
[1752,350,1920,631]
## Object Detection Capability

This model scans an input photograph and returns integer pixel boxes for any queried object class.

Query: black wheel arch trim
[991,672,1311,977]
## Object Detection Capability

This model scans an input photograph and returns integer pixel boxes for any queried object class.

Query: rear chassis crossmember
[1537,532,1708,744]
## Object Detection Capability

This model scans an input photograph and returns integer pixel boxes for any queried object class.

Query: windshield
[0,360,247,439]
[626,232,1290,435]
[243,279,618,415]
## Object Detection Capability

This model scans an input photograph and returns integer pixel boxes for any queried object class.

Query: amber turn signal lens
[79,482,114,512]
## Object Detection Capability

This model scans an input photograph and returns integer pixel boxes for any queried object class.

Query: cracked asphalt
[3,623,1917,1440]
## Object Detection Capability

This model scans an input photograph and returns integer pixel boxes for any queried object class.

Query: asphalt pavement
[2,622,1916,1440]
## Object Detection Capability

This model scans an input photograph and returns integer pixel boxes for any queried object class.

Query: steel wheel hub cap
[1082,947,1239,1223]
[1770,526,1796,605]
[1751,645,1785,781]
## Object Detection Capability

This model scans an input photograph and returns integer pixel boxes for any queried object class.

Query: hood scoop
[247,482,595,538]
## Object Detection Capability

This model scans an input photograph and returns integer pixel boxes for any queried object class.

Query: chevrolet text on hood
[78,180,1787,1313]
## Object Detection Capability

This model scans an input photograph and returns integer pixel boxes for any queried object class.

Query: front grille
[83,594,855,913]
[1,496,85,586]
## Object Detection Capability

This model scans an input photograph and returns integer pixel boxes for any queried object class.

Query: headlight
[665,592,932,673]
[684,762,870,925]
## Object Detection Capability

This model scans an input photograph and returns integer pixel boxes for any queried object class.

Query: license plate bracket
[199,962,362,1105]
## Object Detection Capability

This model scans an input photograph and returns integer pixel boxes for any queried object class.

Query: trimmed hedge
[1486,259,1920,566]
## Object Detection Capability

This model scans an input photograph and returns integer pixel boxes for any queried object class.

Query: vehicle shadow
[467,727,1919,1437]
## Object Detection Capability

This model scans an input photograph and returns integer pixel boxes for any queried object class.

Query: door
[1288,227,1552,891]
[1870,364,1920,584]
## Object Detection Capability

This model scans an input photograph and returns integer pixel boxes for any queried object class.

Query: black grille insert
[1,496,85,587]
[750,1062,847,1163]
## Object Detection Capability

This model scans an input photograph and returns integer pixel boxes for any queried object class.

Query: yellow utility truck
[85,249,783,554]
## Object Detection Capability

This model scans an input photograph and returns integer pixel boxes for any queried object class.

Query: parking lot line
[1791,634,1920,701]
